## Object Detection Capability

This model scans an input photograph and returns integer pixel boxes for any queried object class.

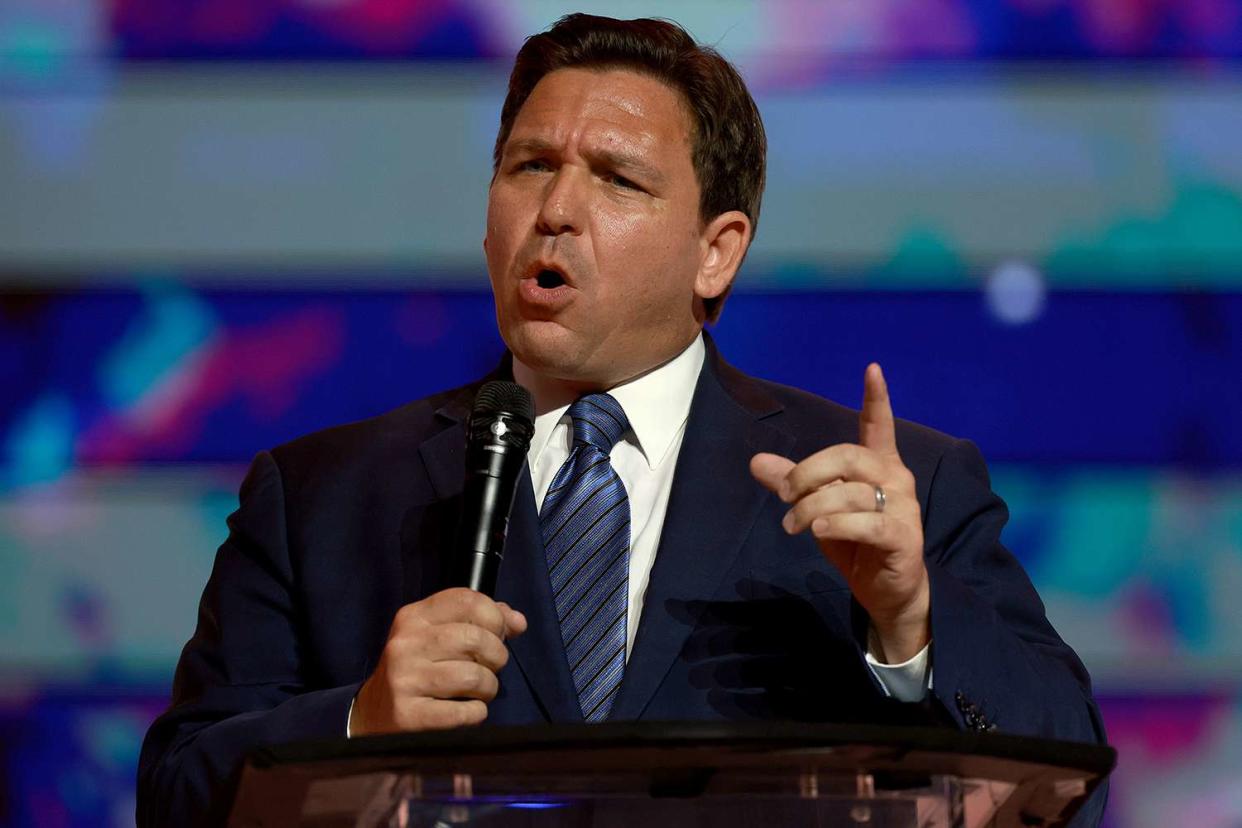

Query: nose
[536,167,584,237]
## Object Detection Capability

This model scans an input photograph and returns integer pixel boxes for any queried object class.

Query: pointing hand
[750,364,929,663]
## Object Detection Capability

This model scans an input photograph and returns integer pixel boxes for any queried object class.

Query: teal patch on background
[100,284,215,409]
[1046,181,1242,285]
[1158,567,1211,652]
[882,225,968,286]
[80,709,144,770]
[197,483,241,566]
[0,23,65,78]
[4,394,75,488]
[1034,470,1154,596]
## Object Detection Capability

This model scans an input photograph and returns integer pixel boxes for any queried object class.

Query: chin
[504,320,587,377]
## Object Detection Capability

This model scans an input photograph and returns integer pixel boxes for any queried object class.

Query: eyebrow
[505,137,668,187]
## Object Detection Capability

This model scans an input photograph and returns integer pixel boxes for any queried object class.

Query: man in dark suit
[138,13,1106,826]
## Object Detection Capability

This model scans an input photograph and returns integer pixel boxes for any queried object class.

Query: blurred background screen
[2,1,1241,825]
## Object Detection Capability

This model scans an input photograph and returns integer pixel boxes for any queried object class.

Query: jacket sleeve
[136,451,362,827]
[921,438,1108,825]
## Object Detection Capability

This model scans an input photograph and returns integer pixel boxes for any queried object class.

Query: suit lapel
[401,390,473,606]
[415,379,484,502]
[494,474,583,721]
[409,372,580,723]
[610,339,795,719]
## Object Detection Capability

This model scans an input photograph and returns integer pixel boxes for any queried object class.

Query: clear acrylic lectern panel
[229,722,1114,828]
[296,768,967,828]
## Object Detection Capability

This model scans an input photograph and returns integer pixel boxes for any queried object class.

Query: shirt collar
[516,333,705,471]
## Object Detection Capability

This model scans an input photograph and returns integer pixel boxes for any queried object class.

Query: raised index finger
[860,363,899,458]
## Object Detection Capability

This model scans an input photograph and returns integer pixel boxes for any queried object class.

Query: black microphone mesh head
[473,380,534,423]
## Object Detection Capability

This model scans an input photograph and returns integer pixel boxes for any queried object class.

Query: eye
[606,172,641,191]
[517,158,551,173]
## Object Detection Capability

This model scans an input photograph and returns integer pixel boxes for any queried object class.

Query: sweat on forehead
[502,68,691,177]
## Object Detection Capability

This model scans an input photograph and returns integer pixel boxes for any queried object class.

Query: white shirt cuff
[346,696,355,738]
[865,640,933,702]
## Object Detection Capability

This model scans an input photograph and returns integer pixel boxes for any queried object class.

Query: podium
[229,722,1114,828]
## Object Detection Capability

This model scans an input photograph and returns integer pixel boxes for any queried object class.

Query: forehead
[507,67,694,160]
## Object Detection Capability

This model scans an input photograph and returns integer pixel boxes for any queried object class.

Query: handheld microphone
[454,380,535,596]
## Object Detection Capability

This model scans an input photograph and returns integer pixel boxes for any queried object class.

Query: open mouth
[535,269,566,289]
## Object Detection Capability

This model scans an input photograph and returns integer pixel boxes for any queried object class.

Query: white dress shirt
[515,333,931,701]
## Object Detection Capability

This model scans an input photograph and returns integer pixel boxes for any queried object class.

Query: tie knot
[567,393,629,452]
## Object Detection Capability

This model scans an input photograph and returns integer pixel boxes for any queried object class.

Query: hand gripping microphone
[454,380,535,596]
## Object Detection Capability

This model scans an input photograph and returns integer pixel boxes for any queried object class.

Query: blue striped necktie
[540,393,631,722]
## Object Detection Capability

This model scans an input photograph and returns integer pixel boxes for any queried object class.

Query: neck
[512,334,702,416]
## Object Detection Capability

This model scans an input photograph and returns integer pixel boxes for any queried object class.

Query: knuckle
[429,624,451,651]
[477,601,505,634]
[459,623,485,652]
[450,587,482,611]
[446,662,471,693]
[463,700,488,726]
[393,603,419,629]
[785,467,806,497]
[458,664,483,692]
[422,664,448,697]
[824,487,848,515]
[813,514,838,539]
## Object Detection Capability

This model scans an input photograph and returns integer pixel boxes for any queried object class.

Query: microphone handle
[461,549,500,596]
[456,442,526,596]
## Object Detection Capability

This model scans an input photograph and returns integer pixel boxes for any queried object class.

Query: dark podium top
[232,722,1115,827]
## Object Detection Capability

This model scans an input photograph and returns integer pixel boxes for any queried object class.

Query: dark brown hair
[493,14,767,321]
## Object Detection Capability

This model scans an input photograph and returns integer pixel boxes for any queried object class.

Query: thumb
[496,602,528,638]
[750,452,796,501]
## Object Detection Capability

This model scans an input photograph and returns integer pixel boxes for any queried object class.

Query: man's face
[485,67,715,389]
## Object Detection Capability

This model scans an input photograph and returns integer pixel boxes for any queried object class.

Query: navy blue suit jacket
[138,338,1106,826]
